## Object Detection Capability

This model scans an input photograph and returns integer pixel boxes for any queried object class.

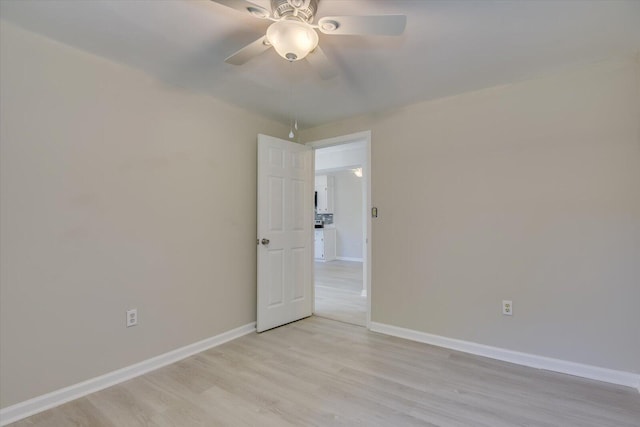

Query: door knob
[261,238,270,245]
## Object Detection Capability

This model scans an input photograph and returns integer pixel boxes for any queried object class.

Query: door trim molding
[0,322,256,426]
[370,322,640,392]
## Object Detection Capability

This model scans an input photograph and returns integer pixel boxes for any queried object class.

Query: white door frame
[306,130,372,329]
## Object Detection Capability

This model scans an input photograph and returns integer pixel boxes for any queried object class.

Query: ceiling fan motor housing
[271,0,318,22]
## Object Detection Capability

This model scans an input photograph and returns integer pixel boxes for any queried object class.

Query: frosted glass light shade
[267,19,319,62]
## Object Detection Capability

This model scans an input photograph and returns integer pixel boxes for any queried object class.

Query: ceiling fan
[210,0,407,79]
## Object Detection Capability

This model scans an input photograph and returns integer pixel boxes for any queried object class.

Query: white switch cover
[502,300,513,316]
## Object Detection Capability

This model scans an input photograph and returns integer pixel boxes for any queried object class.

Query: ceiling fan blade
[225,36,272,65]
[317,15,407,36]
[306,46,338,80]
[210,0,270,19]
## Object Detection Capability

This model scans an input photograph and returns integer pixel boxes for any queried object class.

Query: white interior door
[257,134,313,332]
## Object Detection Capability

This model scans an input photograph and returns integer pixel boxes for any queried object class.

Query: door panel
[291,247,305,301]
[292,179,305,231]
[257,134,313,332]
[268,177,284,231]
[267,249,284,307]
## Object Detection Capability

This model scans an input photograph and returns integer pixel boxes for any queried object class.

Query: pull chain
[288,62,296,139]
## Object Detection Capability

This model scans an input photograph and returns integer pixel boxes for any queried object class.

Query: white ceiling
[2,0,639,129]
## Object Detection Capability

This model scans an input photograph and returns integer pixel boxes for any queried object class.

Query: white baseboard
[0,322,256,426]
[336,256,363,262]
[370,322,640,391]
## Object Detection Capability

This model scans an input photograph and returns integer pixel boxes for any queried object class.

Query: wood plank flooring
[314,260,366,326]
[10,316,640,426]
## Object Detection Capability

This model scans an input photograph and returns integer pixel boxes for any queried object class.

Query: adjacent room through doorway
[312,141,368,326]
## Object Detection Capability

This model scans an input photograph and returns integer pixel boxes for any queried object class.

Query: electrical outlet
[126,308,138,327]
[502,300,513,316]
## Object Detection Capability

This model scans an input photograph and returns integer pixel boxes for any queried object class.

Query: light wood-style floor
[11,317,640,426]
[314,260,366,326]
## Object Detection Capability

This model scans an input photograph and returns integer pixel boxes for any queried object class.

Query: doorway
[307,132,371,328]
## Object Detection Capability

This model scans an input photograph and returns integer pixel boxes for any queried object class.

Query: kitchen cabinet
[314,228,336,261]
[315,175,334,213]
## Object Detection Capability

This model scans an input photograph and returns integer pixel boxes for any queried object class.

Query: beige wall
[302,56,640,374]
[333,171,363,260]
[0,22,288,407]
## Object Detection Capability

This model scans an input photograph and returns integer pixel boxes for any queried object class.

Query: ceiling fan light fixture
[266,19,319,62]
